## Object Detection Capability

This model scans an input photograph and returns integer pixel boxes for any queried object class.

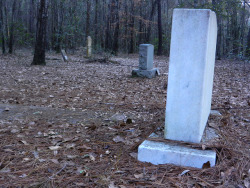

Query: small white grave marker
[87,36,92,58]
[61,49,68,62]
[132,44,159,78]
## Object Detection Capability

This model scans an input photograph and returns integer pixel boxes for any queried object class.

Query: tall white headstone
[165,9,217,143]
[138,9,218,168]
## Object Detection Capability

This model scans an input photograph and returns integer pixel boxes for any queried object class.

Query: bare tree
[157,0,163,55]
[0,0,6,54]
[8,0,17,54]
[31,0,48,65]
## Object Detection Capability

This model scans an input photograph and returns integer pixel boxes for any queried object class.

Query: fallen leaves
[0,52,249,187]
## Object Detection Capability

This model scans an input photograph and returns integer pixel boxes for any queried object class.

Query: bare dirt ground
[0,49,249,187]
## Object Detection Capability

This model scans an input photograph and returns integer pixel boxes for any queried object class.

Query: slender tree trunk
[138,1,143,45]
[94,0,98,47]
[105,1,111,50]
[29,0,35,34]
[124,0,128,52]
[86,0,91,37]
[157,0,163,55]
[146,0,157,43]
[54,0,63,53]
[8,0,17,54]
[231,1,238,55]
[129,1,135,54]
[0,0,6,54]
[212,0,221,59]
[240,1,246,56]
[32,0,48,65]
[194,0,198,7]
[112,0,119,55]
[246,28,250,57]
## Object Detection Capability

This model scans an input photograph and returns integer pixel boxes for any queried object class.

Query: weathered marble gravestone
[132,44,159,78]
[87,36,92,58]
[138,9,218,168]
[61,49,68,62]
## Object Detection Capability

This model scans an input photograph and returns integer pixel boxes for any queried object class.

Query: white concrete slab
[138,140,216,168]
[165,9,217,143]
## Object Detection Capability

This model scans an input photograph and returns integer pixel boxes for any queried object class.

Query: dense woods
[0,0,249,59]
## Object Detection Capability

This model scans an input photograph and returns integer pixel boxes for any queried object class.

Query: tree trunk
[86,0,91,37]
[31,0,48,65]
[129,1,134,54]
[194,0,198,7]
[94,0,98,47]
[112,0,119,55]
[146,0,157,43]
[212,0,221,59]
[29,0,35,34]
[231,0,238,55]
[240,1,246,56]
[157,0,163,55]
[105,1,111,50]
[124,0,128,52]
[0,0,6,54]
[246,28,250,57]
[8,0,17,54]
[138,1,143,45]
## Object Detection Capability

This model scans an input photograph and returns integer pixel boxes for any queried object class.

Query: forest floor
[0,49,249,188]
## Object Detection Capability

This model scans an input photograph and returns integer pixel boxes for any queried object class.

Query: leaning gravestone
[132,44,159,78]
[138,9,218,168]
[87,36,92,58]
[61,49,68,62]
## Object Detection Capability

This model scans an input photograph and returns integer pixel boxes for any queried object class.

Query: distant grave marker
[132,44,159,78]
[138,9,218,168]
[87,36,92,58]
[61,49,68,62]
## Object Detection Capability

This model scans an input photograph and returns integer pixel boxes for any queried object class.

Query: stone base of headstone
[132,68,160,79]
[138,124,218,168]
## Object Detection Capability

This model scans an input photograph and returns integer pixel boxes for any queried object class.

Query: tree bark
[29,0,35,34]
[94,0,99,47]
[129,1,135,54]
[105,1,111,50]
[146,0,157,43]
[124,0,128,52]
[112,0,119,55]
[86,0,91,37]
[246,28,250,57]
[0,0,6,54]
[31,0,48,65]
[157,0,163,55]
[231,0,238,55]
[8,0,17,54]
[138,0,143,45]
[212,0,221,59]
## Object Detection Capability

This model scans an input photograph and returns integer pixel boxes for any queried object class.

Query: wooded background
[0,0,249,59]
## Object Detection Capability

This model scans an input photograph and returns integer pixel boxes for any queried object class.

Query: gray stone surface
[138,140,216,168]
[132,44,159,78]
[139,44,154,70]
[165,9,217,143]
[132,68,160,79]
[61,49,68,62]
[87,36,92,58]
